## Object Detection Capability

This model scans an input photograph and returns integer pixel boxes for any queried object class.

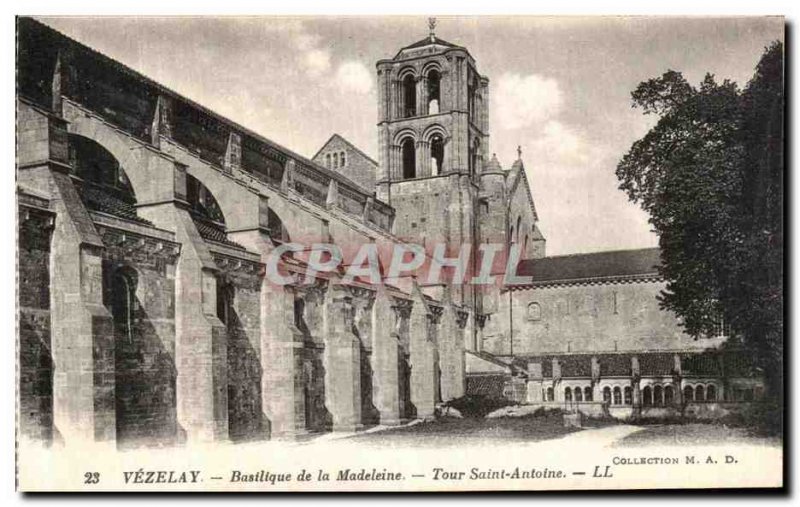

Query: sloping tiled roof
[190,213,245,250]
[639,352,677,376]
[465,374,507,399]
[79,183,153,226]
[507,350,759,379]
[514,247,662,286]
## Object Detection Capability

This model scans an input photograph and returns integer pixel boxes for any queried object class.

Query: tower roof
[401,35,463,52]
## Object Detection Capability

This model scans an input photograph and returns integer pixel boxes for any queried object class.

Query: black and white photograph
[12,11,785,492]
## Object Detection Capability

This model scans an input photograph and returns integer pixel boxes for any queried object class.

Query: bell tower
[375,21,490,299]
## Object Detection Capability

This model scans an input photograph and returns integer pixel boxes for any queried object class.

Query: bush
[718,402,783,437]
[442,394,517,418]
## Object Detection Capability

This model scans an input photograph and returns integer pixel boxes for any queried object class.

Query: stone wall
[312,135,377,192]
[484,280,708,356]
[18,192,56,443]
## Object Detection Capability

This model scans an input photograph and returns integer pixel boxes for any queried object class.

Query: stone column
[673,354,683,406]
[323,283,362,431]
[261,282,309,438]
[176,261,229,443]
[369,287,401,425]
[392,144,402,180]
[416,140,429,178]
[591,356,601,403]
[441,69,451,112]
[418,75,428,116]
[408,294,437,419]
[439,303,467,401]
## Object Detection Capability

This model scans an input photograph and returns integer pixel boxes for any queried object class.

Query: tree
[616,42,784,401]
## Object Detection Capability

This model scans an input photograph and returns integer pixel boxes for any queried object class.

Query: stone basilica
[17,18,763,447]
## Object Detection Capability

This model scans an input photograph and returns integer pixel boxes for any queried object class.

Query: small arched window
[664,385,674,405]
[527,302,541,321]
[110,268,137,344]
[707,385,717,401]
[516,216,522,243]
[695,385,705,402]
[333,152,339,169]
[325,153,331,168]
[624,386,632,405]
[603,386,611,404]
[684,385,694,403]
[643,386,653,406]
[546,387,554,402]
[575,387,583,402]
[613,387,622,405]
[340,151,346,167]
[401,138,416,179]
[584,386,593,402]
[564,387,572,402]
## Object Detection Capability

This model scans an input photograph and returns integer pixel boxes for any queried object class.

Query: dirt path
[544,424,643,448]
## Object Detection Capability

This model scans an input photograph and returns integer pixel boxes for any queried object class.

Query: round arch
[392,128,418,146]
[397,65,418,80]
[64,123,155,207]
[420,60,443,75]
[422,124,448,143]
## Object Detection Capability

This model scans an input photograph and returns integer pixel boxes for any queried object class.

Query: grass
[614,422,783,448]
[346,410,582,447]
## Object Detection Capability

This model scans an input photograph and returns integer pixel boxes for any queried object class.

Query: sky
[36,16,783,256]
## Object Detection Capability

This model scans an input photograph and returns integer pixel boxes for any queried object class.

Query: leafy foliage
[616,42,783,398]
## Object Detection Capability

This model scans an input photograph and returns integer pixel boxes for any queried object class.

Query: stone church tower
[375,21,490,309]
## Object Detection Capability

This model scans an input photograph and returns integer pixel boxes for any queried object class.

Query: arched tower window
[402,74,416,118]
[427,69,441,114]
[401,138,416,179]
[430,135,444,176]
[333,152,339,169]
[340,151,346,167]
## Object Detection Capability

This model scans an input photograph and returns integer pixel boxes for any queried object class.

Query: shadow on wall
[113,284,179,450]
[226,308,268,443]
